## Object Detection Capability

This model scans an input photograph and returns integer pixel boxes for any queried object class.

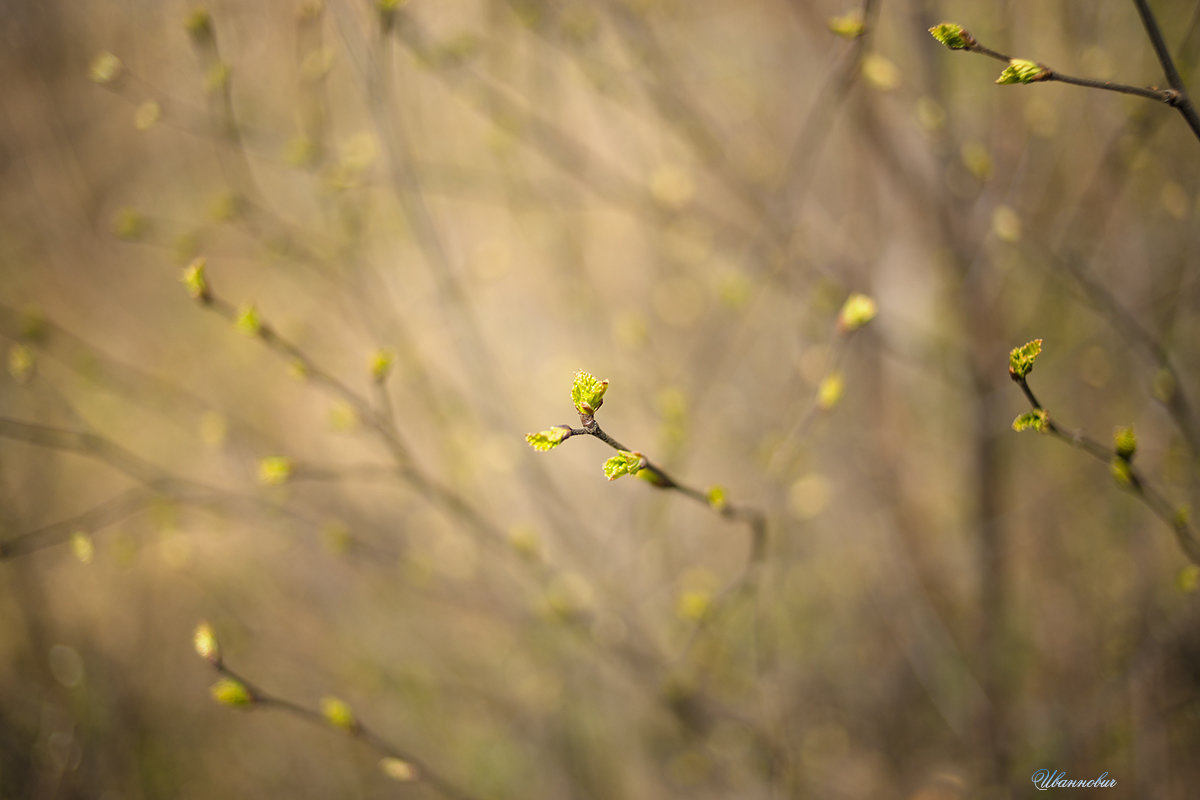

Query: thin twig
[1133,0,1200,141]
[1012,374,1200,565]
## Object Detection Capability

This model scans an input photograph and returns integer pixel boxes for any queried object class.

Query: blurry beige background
[2,1,1200,798]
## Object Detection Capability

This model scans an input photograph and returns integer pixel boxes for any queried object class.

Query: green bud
[89,51,123,84]
[817,372,844,410]
[70,531,95,564]
[571,371,609,416]
[185,8,214,42]
[369,348,395,382]
[258,456,293,485]
[676,589,712,621]
[928,23,973,50]
[525,426,571,451]
[193,622,221,665]
[1008,339,1043,379]
[321,696,357,731]
[837,293,877,332]
[996,59,1047,85]
[210,678,253,707]
[1012,409,1048,433]
[1113,426,1137,461]
[1110,457,1133,486]
[235,304,262,336]
[637,466,671,488]
[603,450,644,481]
[827,12,865,39]
[181,258,211,302]
[706,486,727,511]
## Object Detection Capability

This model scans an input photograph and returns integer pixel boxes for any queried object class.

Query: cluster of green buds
[526,372,653,483]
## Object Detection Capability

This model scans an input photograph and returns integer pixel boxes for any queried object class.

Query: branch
[1133,0,1200,140]
[1008,343,1200,566]
[929,21,1198,141]
[194,625,482,800]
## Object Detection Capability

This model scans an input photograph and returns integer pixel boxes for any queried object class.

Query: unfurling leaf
[603,450,644,481]
[837,293,877,333]
[996,59,1047,85]
[210,678,253,707]
[928,23,973,50]
[1012,409,1048,432]
[1008,339,1043,379]
[571,371,609,416]
[1113,426,1137,461]
[525,426,571,451]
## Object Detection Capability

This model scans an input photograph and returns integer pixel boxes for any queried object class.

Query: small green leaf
[1113,426,1137,461]
[235,304,262,336]
[827,12,865,39]
[571,371,609,416]
[1008,339,1043,379]
[181,257,211,302]
[321,696,357,731]
[603,450,643,481]
[1012,409,1048,432]
[193,622,221,665]
[996,59,1047,85]
[928,22,973,50]
[837,293,877,332]
[210,678,253,707]
[258,456,293,485]
[525,426,571,451]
